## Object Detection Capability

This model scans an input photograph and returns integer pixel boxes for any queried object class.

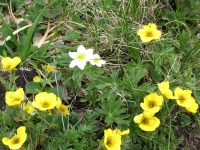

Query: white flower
[89,54,106,67]
[69,45,93,70]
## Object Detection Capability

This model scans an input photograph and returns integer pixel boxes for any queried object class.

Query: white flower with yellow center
[89,54,106,67]
[69,45,93,70]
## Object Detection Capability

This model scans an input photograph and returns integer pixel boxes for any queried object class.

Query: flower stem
[27,115,33,150]
[165,100,172,150]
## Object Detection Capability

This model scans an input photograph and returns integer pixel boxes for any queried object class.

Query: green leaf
[48,87,63,98]
[25,82,42,94]
[168,54,181,73]
[2,28,9,39]
[21,13,42,59]
[35,0,46,6]
[42,10,51,18]
[48,72,62,82]
[65,30,80,41]
[0,15,19,48]
[96,88,115,101]
[95,98,129,125]
[98,76,113,84]
[95,84,108,89]
[52,5,62,17]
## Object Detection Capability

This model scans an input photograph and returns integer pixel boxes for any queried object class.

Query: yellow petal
[2,137,9,145]
[17,126,26,135]
[121,129,130,135]
[134,113,144,123]
[56,97,62,107]
[33,76,41,82]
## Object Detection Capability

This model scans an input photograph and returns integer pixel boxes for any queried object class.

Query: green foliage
[25,82,42,94]
[95,98,129,126]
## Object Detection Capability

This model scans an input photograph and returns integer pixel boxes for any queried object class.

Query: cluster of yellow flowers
[3,89,69,149]
[134,81,199,132]
[0,56,70,149]
[5,89,70,116]
[103,128,130,150]
[0,56,69,115]
[134,93,162,131]
[158,81,198,113]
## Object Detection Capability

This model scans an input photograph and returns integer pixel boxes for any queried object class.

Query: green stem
[26,115,33,150]
[165,100,172,150]
[137,134,159,145]
[9,71,17,89]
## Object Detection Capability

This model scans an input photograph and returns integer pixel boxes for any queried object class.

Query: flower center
[178,95,184,100]
[141,117,149,125]
[12,137,20,144]
[148,101,155,108]
[76,53,86,61]
[93,57,99,63]
[59,106,66,113]
[106,136,114,147]
[178,95,186,104]
[145,31,153,37]
[5,64,12,69]
[14,97,21,102]
[42,101,50,108]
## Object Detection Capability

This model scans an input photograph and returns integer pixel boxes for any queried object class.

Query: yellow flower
[174,87,198,113]
[56,97,70,115]
[32,92,57,111]
[157,81,175,99]
[5,88,25,106]
[140,93,163,113]
[33,76,41,82]
[2,126,27,150]
[1,56,21,71]
[184,98,198,113]
[103,128,122,150]
[137,23,161,42]
[103,128,129,150]
[134,111,160,131]
[43,64,55,73]
[23,101,35,114]
[174,87,192,107]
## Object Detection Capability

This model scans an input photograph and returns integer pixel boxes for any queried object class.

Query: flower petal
[69,52,77,59]
[77,45,86,53]
[69,60,78,68]
[77,61,87,70]
[85,49,94,59]
[2,137,9,145]
[121,129,130,135]
[17,126,26,135]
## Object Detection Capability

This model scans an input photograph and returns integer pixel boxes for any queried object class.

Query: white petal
[77,61,86,70]
[93,54,100,59]
[69,52,77,59]
[77,45,86,53]
[69,60,77,68]
[96,60,106,67]
[85,49,94,59]
[96,63,102,67]
[100,60,106,64]
[89,60,95,65]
